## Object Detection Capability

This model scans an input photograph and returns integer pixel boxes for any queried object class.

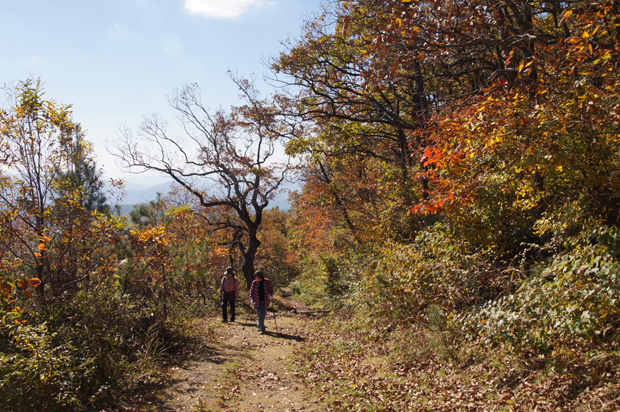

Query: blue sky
[0,0,322,185]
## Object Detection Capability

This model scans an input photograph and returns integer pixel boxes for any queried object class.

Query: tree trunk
[241,235,261,290]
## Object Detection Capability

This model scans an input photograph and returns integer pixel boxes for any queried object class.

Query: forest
[1,0,620,410]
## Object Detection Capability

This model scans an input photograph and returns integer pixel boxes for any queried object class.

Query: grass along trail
[152,298,326,412]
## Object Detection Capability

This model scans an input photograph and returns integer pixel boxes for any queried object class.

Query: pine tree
[57,125,110,214]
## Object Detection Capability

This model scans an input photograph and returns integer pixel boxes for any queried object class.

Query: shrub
[0,280,164,411]
[456,227,620,368]
[0,321,82,411]
[348,224,516,323]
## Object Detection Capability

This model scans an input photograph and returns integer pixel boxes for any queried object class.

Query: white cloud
[183,0,264,18]
[110,23,131,42]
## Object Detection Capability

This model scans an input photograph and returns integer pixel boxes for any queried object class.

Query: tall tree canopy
[112,79,295,288]
[273,0,620,253]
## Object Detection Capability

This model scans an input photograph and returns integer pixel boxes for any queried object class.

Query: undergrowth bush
[455,227,620,370]
[347,224,518,323]
[288,253,362,307]
[0,321,82,410]
[0,281,165,411]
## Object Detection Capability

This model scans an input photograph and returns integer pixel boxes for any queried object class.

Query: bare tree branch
[109,79,297,287]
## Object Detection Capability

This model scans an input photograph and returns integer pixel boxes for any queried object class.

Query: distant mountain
[104,180,174,216]
[108,179,294,215]
[122,181,174,205]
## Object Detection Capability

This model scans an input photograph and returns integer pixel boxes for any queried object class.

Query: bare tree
[110,78,295,288]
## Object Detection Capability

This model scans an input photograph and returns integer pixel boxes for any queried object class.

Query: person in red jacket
[219,267,239,322]
[249,270,273,334]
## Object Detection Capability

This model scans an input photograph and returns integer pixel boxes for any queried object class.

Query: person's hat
[225,267,233,275]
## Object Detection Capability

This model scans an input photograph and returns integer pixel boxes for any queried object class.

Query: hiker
[220,267,239,322]
[249,270,273,334]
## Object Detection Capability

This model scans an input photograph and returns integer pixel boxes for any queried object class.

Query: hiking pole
[245,302,254,326]
[273,308,278,334]
[245,304,251,328]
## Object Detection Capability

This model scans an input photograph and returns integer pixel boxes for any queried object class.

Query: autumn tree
[112,79,294,288]
[391,0,620,251]
[270,0,454,243]
[274,0,620,250]
[0,78,213,411]
[270,0,620,326]
[0,78,80,301]
[254,207,300,286]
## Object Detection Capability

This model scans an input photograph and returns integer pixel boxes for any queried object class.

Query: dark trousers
[257,301,266,332]
[222,296,235,321]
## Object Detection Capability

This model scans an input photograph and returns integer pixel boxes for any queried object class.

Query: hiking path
[150,298,325,412]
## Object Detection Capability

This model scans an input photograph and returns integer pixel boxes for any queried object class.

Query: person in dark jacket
[219,267,239,322]
[249,270,273,333]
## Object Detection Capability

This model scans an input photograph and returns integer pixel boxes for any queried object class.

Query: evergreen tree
[129,192,168,228]
[57,125,110,214]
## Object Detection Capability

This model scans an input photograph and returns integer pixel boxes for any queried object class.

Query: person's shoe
[259,330,265,334]
[230,318,235,322]
[222,319,228,323]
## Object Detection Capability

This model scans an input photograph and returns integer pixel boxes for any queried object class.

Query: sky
[0,0,323,185]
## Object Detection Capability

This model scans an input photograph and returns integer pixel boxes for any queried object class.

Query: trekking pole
[245,310,251,327]
[218,294,223,321]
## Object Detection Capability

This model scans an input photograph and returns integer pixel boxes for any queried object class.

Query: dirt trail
[153,299,325,412]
